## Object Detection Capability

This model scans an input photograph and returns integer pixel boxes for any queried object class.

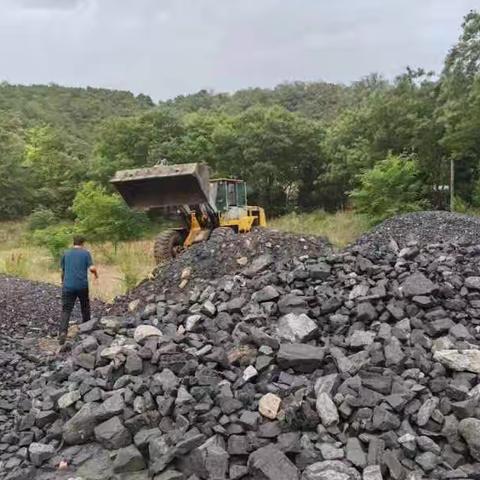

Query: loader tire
[154,229,185,264]
[209,227,235,241]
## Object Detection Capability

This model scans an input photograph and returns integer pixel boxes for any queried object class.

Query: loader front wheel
[154,229,185,264]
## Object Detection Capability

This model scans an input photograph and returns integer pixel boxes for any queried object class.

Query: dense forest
[1,10,480,223]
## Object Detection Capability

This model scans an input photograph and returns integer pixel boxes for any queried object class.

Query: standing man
[59,235,98,344]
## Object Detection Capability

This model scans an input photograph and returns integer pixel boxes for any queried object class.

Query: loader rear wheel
[154,229,185,264]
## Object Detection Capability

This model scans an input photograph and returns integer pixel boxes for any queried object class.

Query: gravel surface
[5,216,480,479]
[355,211,480,251]
[0,275,105,340]
[3,234,480,478]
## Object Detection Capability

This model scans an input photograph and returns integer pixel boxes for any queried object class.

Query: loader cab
[210,179,247,213]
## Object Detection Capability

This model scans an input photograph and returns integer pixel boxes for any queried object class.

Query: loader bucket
[111,163,211,211]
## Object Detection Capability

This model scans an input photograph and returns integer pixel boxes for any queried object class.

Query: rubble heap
[146,227,329,290]
[356,211,480,252]
[3,229,480,479]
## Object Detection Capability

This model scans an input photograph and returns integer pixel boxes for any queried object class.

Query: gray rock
[277,344,325,372]
[243,254,273,277]
[151,369,179,395]
[356,303,378,323]
[362,465,383,480]
[465,276,480,290]
[349,330,376,348]
[113,445,146,473]
[433,349,480,374]
[74,352,96,370]
[317,443,344,460]
[94,416,131,449]
[277,313,318,343]
[248,445,299,480]
[28,442,55,466]
[63,403,101,445]
[316,393,339,427]
[401,273,437,297]
[308,262,331,280]
[415,451,438,472]
[58,390,81,409]
[345,437,366,468]
[458,418,480,461]
[252,285,280,303]
[314,374,339,397]
[278,294,308,315]
[384,338,405,367]
[372,406,400,431]
[126,352,143,375]
[416,397,439,426]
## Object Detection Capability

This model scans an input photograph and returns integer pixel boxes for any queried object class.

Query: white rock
[349,330,376,348]
[201,300,216,317]
[29,443,55,466]
[58,390,80,409]
[134,325,163,343]
[243,365,258,382]
[277,313,318,343]
[259,393,281,419]
[433,349,480,374]
[349,284,369,300]
[128,299,140,312]
[185,314,202,332]
[316,393,339,427]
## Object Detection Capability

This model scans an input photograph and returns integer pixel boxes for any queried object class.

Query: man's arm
[89,265,99,280]
[86,251,98,280]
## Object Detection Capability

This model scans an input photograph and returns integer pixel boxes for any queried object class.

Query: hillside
[0,83,154,148]
[160,80,361,122]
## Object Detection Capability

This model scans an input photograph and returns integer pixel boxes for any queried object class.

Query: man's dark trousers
[60,288,91,336]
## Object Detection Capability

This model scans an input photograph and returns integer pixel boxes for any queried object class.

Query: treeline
[2,11,480,223]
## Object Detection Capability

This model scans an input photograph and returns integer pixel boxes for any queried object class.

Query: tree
[72,182,149,248]
[92,109,183,185]
[438,11,480,203]
[0,117,32,220]
[213,106,326,214]
[350,155,429,224]
[23,126,84,215]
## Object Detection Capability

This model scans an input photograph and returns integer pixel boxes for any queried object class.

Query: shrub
[350,154,429,225]
[72,182,150,249]
[27,208,57,231]
[32,224,73,262]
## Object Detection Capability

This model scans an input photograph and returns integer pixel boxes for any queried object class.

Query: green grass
[269,210,370,247]
[0,221,157,302]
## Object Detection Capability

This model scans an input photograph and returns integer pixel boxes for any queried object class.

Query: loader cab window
[213,181,227,212]
[211,180,248,212]
[228,183,237,206]
[237,182,247,207]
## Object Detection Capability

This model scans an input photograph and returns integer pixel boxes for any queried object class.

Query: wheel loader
[111,163,267,263]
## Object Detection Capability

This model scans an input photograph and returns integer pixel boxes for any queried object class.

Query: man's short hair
[73,235,86,246]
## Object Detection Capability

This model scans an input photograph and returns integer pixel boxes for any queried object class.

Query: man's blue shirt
[61,248,93,291]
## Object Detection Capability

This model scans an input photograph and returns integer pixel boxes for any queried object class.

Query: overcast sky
[0,0,478,101]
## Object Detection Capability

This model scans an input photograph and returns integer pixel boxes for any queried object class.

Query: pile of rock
[3,234,480,479]
[125,227,329,298]
[355,211,480,252]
